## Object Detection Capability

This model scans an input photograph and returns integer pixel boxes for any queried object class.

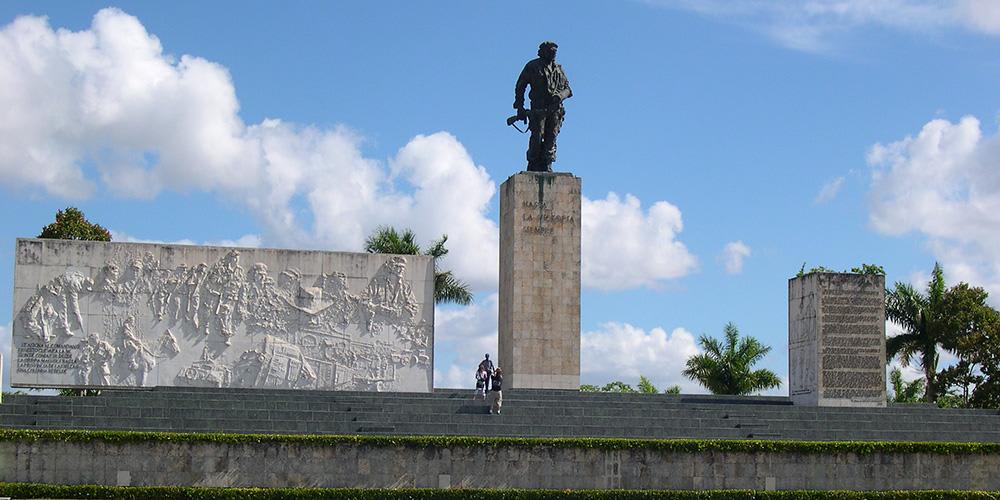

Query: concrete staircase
[2,387,999,442]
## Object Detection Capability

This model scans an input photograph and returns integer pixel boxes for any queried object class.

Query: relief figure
[360,257,418,335]
[15,241,431,392]
[119,316,157,386]
[76,333,116,386]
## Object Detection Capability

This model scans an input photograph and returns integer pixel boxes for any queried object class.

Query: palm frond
[365,226,473,306]
[434,271,473,305]
[886,283,925,334]
[684,323,778,395]
[928,262,946,305]
[886,332,922,364]
[364,225,421,255]
[425,235,449,259]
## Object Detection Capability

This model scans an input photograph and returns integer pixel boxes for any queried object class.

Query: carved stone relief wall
[788,272,886,407]
[11,239,434,392]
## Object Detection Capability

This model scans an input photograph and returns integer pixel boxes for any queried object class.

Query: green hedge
[0,484,999,499]
[2,429,999,456]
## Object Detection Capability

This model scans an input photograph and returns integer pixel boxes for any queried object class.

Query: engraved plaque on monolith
[11,238,435,392]
[498,172,581,389]
[788,272,886,407]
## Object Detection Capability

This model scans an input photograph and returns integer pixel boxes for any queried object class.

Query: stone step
[9,390,997,421]
[5,409,993,436]
[5,388,1000,442]
[3,401,998,435]
[20,403,999,430]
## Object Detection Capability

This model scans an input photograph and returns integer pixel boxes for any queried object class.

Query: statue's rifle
[505,108,530,133]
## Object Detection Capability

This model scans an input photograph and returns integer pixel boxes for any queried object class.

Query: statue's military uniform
[514,45,572,172]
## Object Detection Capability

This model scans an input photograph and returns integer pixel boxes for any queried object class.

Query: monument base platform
[2,386,998,442]
[2,387,1000,491]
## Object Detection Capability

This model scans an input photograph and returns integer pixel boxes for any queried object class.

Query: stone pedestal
[498,172,581,389]
[788,272,886,407]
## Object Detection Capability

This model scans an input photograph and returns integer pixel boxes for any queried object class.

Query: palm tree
[888,368,925,404]
[637,375,658,394]
[885,262,949,403]
[682,322,781,395]
[364,226,473,305]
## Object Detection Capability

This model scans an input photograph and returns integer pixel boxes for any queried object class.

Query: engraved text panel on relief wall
[819,286,883,400]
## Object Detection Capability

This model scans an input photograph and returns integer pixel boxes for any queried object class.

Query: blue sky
[3,1,1000,392]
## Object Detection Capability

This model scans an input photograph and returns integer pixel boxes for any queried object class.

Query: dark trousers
[526,107,564,172]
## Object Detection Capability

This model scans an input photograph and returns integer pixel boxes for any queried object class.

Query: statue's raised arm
[509,41,572,173]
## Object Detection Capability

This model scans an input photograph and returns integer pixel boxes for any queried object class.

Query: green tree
[682,322,782,395]
[663,385,681,395]
[38,207,111,241]
[38,207,110,397]
[600,381,636,393]
[850,263,886,275]
[886,263,947,403]
[582,376,668,394]
[796,262,884,277]
[883,263,995,403]
[637,375,658,394]
[364,226,472,305]
[933,284,1000,408]
[888,368,924,404]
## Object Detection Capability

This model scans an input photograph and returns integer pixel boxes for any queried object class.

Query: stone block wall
[11,239,435,392]
[1,437,997,490]
[499,172,581,389]
[789,272,886,407]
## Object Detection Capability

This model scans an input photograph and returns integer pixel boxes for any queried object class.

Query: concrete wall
[789,272,886,407]
[11,239,435,392]
[1,438,996,490]
[498,172,581,390]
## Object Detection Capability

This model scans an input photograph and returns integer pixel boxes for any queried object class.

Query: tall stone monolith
[498,171,581,389]
[788,272,886,407]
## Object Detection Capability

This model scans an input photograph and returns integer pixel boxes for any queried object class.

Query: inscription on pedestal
[789,272,886,407]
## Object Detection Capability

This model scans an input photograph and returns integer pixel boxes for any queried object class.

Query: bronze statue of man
[513,41,573,172]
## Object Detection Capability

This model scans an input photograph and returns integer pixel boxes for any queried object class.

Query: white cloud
[719,240,752,275]
[887,361,924,385]
[958,0,1000,34]
[814,176,846,204]
[648,0,1000,52]
[867,115,1000,301]
[434,364,470,390]
[435,294,498,349]
[581,322,703,393]
[378,133,499,290]
[433,294,498,388]
[0,10,500,290]
[1,323,10,391]
[110,230,262,248]
[582,193,697,290]
[0,9,699,294]
[436,310,707,392]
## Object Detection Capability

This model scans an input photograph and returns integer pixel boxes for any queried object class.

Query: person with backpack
[489,367,503,415]
[478,354,495,390]
[474,367,487,400]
